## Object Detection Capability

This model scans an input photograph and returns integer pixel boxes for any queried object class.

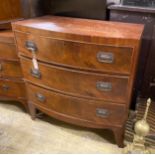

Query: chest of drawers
[0,30,27,109]
[12,16,144,147]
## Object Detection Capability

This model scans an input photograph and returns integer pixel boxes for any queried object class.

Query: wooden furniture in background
[0,0,46,110]
[0,0,23,29]
[108,5,155,102]
[12,16,144,147]
[0,31,27,110]
[0,0,22,21]
[0,0,47,30]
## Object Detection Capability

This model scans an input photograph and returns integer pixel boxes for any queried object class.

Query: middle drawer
[20,56,129,103]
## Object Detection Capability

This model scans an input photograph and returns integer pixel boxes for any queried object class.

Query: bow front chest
[12,16,144,147]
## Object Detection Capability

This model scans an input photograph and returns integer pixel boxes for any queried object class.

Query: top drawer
[15,32,133,75]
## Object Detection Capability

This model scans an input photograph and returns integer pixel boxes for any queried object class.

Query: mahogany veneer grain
[13,16,144,147]
[0,30,27,110]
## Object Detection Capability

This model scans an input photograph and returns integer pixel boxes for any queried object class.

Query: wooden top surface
[12,16,144,45]
[0,30,14,43]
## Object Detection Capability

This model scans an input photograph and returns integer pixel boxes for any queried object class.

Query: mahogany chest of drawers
[0,30,26,108]
[12,16,144,147]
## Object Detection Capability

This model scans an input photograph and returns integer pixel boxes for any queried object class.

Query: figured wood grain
[0,30,15,44]
[27,83,127,126]
[0,43,18,60]
[16,32,133,75]
[0,31,18,60]
[0,79,26,99]
[12,16,144,147]
[0,0,22,22]
[12,16,144,46]
[0,61,23,78]
[0,30,27,111]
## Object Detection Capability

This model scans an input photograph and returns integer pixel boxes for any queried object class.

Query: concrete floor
[0,102,123,154]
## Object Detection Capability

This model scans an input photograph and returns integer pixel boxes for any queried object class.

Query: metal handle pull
[31,68,41,79]
[97,52,114,63]
[96,81,112,92]
[96,108,109,118]
[25,41,37,53]
[2,84,10,91]
[35,93,46,102]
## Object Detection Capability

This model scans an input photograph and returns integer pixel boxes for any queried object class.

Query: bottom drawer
[27,83,128,126]
[0,79,26,99]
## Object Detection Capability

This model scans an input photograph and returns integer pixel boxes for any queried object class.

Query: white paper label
[32,58,39,70]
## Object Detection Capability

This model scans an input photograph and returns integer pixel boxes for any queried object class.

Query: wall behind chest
[107,0,120,4]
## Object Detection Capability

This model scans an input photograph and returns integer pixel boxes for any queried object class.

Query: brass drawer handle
[35,93,46,102]
[2,84,10,91]
[25,41,37,53]
[30,68,41,79]
[96,81,112,92]
[96,108,109,118]
[97,52,114,63]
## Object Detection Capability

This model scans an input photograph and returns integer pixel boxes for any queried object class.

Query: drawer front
[16,32,132,75]
[0,80,26,98]
[0,61,23,78]
[21,57,128,103]
[27,83,127,125]
[0,43,18,60]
